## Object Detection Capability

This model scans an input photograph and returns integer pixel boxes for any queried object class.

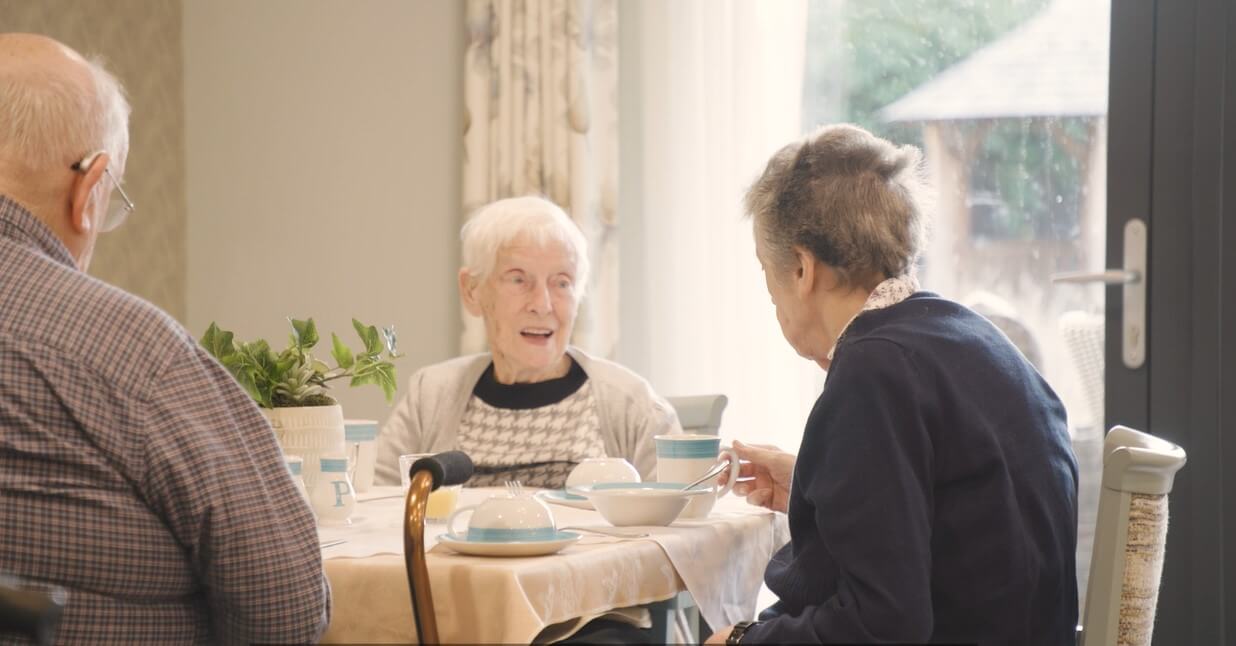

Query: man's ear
[70,152,108,234]
[459,268,484,316]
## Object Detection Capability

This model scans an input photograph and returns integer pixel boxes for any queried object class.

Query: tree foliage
[804,0,1049,147]
[802,0,1094,241]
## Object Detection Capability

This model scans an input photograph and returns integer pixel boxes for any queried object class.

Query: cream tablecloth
[319,487,789,644]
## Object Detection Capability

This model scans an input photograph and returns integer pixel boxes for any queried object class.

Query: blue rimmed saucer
[438,530,581,557]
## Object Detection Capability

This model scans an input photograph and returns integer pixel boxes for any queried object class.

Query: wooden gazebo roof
[880,0,1109,123]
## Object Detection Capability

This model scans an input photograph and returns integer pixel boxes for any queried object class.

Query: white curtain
[629,0,817,450]
[462,0,620,357]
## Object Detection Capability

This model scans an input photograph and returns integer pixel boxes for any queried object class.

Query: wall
[1,0,188,319]
[184,0,465,423]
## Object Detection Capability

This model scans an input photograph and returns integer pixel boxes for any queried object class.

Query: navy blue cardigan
[742,293,1078,645]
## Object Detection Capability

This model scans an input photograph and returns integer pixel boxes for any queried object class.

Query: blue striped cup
[654,434,739,519]
[447,494,557,543]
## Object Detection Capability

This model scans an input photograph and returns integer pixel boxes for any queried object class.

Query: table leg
[647,591,711,644]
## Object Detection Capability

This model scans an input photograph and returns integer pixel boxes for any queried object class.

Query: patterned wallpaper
[1,0,187,321]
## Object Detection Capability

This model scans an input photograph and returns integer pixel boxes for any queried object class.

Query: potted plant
[201,317,401,487]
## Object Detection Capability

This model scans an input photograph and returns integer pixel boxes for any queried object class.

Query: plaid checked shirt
[0,196,330,644]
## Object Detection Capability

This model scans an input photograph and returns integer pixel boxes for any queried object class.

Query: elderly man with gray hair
[709,124,1078,645]
[0,34,329,643]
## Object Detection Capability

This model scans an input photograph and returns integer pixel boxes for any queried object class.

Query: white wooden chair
[1060,310,1106,435]
[1060,310,1107,607]
[1079,425,1186,646]
[666,394,728,436]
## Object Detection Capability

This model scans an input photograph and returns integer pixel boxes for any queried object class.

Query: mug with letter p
[654,434,739,519]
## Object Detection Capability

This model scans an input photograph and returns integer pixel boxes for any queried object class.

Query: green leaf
[239,340,277,384]
[375,362,397,402]
[213,342,267,407]
[353,318,382,355]
[350,361,397,402]
[311,357,331,376]
[200,323,236,360]
[235,366,267,407]
[275,349,298,376]
[220,352,248,373]
[331,332,355,369]
[290,318,319,350]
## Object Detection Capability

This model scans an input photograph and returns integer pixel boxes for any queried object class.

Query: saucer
[535,489,594,510]
[438,531,581,557]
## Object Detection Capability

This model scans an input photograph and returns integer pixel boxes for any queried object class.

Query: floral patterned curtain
[461,0,619,357]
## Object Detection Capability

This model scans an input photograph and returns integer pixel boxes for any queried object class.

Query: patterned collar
[0,195,77,269]
[826,273,921,361]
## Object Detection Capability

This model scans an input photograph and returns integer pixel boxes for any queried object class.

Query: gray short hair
[461,196,591,297]
[0,52,131,174]
[745,123,930,288]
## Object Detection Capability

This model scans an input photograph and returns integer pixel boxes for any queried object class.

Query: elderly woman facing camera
[708,125,1078,645]
[376,197,679,489]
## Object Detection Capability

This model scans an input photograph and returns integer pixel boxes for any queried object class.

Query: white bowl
[568,483,711,527]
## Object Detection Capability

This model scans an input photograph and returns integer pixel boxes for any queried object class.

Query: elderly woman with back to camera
[376,196,680,489]
[708,124,1079,645]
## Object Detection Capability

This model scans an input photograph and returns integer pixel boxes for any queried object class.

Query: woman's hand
[720,440,796,513]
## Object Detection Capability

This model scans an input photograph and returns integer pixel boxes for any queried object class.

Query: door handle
[1051,218,1147,369]
[1051,269,1140,285]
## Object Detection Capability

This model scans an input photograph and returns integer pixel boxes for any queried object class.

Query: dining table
[318,486,789,644]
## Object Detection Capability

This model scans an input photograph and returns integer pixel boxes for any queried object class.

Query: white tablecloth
[319,487,789,643]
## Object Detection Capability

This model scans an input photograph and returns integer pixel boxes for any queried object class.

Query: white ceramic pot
[264,404,346,490]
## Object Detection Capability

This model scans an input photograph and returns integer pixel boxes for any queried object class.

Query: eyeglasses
[70,151,135,233]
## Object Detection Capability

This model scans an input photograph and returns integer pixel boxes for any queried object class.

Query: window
[626,0,1107,602]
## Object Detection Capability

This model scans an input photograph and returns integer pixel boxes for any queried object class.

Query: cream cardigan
[375,347,681,484]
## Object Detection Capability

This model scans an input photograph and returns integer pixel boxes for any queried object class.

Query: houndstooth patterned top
[458,359,606,488]
[0,196,329,644]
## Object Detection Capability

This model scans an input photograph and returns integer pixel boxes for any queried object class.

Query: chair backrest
[666,394,729,436]
[1060,310,1106,436]
[1080,426,1187,646]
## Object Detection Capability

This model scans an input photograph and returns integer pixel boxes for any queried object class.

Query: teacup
[447,494,557,543]
[655,434,740,519]
[564,457,641,499]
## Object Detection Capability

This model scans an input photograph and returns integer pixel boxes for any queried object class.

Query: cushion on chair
[1119,493,1169,646]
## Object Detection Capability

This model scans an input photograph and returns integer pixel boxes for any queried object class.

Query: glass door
[1113,0,1235,641]
[801,0,1112,606]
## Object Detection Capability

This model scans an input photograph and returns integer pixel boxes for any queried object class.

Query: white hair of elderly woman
[460,196,591,298]
[0,50,131,175]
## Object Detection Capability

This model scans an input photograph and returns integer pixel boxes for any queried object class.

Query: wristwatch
[726,620,760,644]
